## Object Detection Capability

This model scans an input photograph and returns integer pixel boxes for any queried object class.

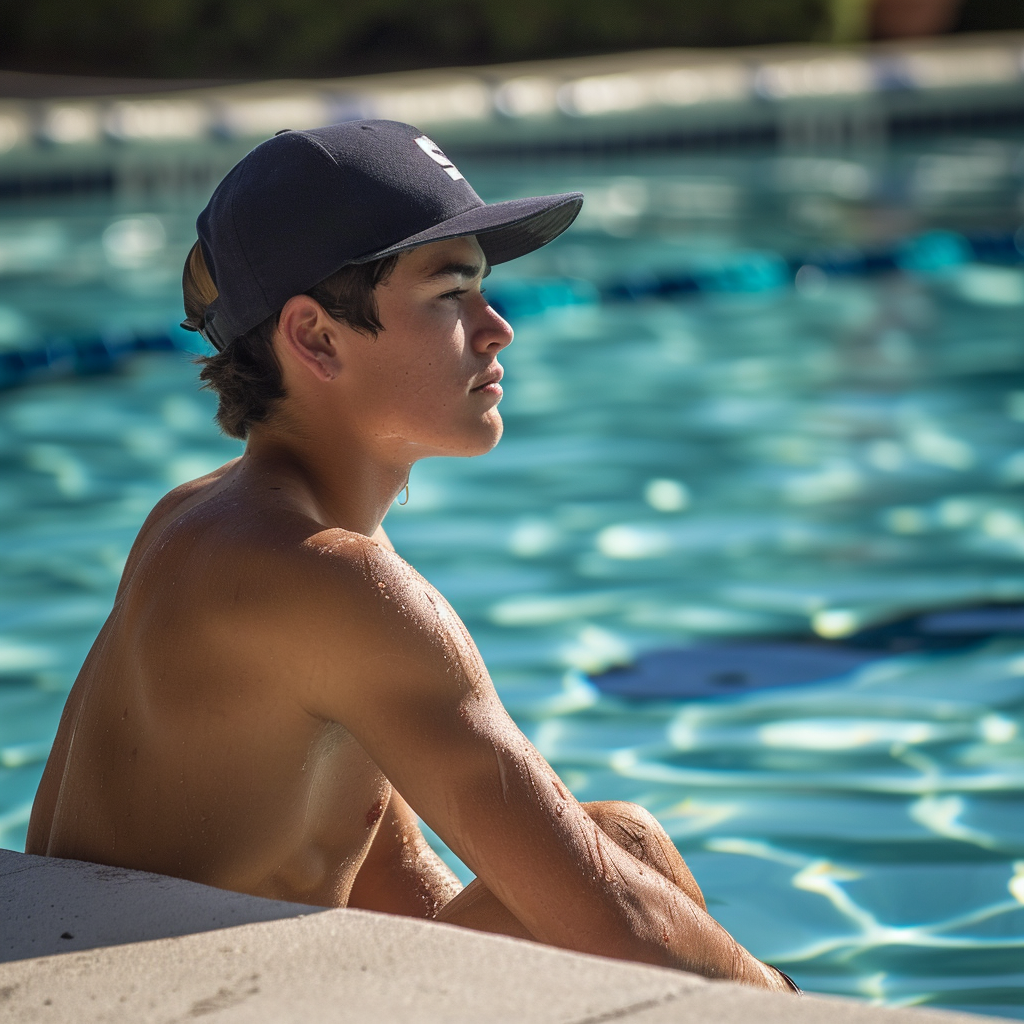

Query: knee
[581,800,665,862]
[581,800,706,911]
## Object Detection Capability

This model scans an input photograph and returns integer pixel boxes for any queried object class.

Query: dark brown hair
[182,243,399,439]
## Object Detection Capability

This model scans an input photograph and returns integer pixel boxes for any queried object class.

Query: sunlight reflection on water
[2,134,1024,1016]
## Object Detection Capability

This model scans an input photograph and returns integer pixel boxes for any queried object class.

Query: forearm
[559,862,779,987]
[502,813,783,989]
[625,875,779,987]
[395,834,463,918]
[347,792,462,918]
[584,807,780,987]
[349,842,461,919]
[441,834,783,990]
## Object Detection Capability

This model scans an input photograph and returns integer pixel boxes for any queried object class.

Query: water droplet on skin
[555,802,565,816]
[365,798,385,827]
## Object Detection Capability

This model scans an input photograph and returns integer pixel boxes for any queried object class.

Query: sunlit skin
[28,236,792,991]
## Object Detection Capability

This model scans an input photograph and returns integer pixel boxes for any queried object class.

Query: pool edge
[0,849,1011,1023]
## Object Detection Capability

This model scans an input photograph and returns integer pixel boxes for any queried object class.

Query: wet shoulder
[120,472,458,665]
[294,527,433,616]
[293,528,492,723]
[292,528,472,656]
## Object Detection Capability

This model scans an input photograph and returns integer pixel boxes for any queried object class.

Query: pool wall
[1,33,1024,203]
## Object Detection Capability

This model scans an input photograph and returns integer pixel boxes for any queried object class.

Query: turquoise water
[2,135,1024,1016]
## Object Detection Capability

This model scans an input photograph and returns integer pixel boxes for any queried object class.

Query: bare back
[27,460,394,907]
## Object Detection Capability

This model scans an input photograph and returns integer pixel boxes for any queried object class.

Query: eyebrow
[422,260,488,282]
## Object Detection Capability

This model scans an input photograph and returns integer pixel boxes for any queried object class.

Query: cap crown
[197,120,485,343]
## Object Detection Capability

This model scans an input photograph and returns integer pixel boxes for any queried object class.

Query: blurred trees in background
[0,0,1021,81]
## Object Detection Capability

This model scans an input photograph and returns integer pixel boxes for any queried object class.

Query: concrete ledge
[0,849,323,962]
[0,849,1011,1023]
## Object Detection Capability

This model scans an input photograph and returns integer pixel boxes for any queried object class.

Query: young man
[27,120,795,992]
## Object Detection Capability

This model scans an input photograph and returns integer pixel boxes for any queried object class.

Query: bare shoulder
[285,527,493,720]
[177,513,465,655]
[123,468,483,723]
[132,474,415,631]
[117,459,241,579]
[140,458,242,534]
[291,526,456,639]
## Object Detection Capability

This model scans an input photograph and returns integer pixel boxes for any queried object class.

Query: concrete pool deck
[0,849,1010,1023]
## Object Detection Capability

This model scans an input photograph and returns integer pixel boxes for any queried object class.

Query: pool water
[2,133,1024,1017]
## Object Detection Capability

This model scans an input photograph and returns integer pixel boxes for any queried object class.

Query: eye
[440,288,467,301]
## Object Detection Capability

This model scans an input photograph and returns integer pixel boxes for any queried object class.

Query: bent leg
[583,800,707,912]
[435,800,704,941]
[434,800,794,993]
[433,872,534,940]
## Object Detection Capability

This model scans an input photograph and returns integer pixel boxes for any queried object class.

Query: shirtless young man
[28,120,795,992]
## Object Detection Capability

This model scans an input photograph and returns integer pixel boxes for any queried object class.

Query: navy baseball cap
[187,119,584,351]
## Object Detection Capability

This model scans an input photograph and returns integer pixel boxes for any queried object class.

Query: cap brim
[351,192,584,267]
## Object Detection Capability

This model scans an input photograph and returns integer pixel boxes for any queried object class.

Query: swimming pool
[2,132,1024,1017]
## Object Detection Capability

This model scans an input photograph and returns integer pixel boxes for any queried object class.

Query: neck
[241,420,411,537]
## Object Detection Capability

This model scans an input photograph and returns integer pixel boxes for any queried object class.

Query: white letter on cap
[414,135,465,181]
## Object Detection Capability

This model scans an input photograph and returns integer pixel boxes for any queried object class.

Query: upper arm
[295,539,648,953]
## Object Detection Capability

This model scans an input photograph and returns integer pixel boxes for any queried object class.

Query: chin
[440,415,504,459]
[397,409,504,460]
[474,413,504,454]
[456,431,503,459]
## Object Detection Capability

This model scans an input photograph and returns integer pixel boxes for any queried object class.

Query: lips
[471,366,504,391]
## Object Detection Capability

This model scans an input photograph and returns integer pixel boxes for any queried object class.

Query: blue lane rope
[489,228,1024,317]
[0,328,198,391]
[1,228,1021,392]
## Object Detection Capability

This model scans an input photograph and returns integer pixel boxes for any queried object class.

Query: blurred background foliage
[0,0,1022,82]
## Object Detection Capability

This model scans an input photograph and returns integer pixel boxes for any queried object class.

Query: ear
[276,295,345,382]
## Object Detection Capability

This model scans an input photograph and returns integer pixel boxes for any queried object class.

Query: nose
[471,296,513,354]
